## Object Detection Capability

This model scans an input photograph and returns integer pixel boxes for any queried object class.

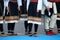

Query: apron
[20,0,28,21]
[28,2,41,25]
[5,0,19,23]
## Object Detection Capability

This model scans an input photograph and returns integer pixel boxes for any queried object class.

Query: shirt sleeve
[37,0,42,10]
[4,0,9,7]
[43,0,49,7]
[27,0,30,11]
[17,0,22,6]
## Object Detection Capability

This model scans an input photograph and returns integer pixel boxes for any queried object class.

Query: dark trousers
[56,20,60,32]
[8,23,15,31]
[0,24,3,32]
[24,21,28,32]
[0,0,4,14]
[28,23,38,33]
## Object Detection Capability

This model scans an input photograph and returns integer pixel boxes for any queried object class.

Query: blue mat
[0,34,60,40]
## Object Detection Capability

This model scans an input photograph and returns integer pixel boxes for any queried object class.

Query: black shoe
[58,30,60,33]
[28,32,32,36]
[0,32,5,36]
[11,31,17,35]
[32,33,37,37]
[8,31,11,33]
[8,31,12,35]
[1,32,4,34]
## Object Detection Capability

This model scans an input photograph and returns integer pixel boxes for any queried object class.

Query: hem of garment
[28,20,41,25]
[5,20,18,23]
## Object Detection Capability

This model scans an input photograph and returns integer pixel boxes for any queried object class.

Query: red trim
[30,0,38,2]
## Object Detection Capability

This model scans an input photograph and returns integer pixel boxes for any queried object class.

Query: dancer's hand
[37,10,39,12]
[46,6,50,11]
[18,6,20,11]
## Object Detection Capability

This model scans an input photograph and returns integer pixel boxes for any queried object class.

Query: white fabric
[37,0,49,10]
[47,2,57,14]
[57,18,60,20]
[48,2,53,8]
[37,0,42,10]
[28,21,41,25]
[50,14,57,29]
[4,0,9,7]
[43,0,49,7]
[27,0,49,11]
[44,2,57,29]
[4,0,9,15]
[44,16,51,29]
[17,0,22,6]
[53,3,57,14]
[0,21,3,23]
[45,14,57,29]
[27,0,30,11]
[20,18,28,21]
[5,20,19,23]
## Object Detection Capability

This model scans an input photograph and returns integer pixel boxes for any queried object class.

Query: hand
[18,6,20,11]
[7,7,9,12]
[37,10,39,12]
[46,6,50,11]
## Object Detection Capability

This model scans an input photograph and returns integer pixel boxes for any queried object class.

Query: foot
[7,31,12,35]
[0,32,5,36]
[11,32,17,35]
[1,32,4,34]
[46,30,56,35]
[0,32,2,36]
[32,33,37,37]
[25,32,28,35]
[58,30,60,33]
[28,32,32,36]
[49,30,56,34]
[8,31,17,35]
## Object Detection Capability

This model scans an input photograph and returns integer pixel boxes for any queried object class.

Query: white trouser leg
[44,16,51,30]
[50,14,57,28]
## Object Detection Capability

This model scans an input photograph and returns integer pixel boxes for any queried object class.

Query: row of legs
[0,21,38,36]
[0,23,15,35]
[24,21,38,36]
[0,20,60,35]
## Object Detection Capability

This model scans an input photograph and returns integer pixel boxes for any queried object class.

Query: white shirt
[37,0,49,10]
[48,2,57,13]
[4,0,22,7]
[4,0,9,7]
[27,0,49,11]
[27,0,30,11]
[17,0,22,6]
